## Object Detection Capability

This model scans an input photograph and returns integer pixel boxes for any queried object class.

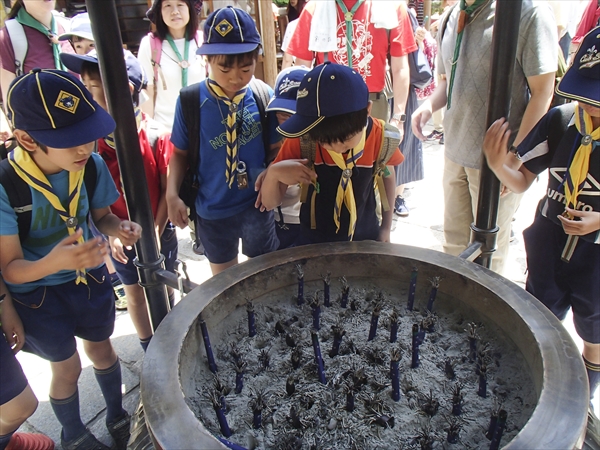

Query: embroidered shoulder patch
[55,91,79,114]
[216,19,234,37]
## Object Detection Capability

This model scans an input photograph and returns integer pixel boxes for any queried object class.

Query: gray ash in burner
[185,278,536,449]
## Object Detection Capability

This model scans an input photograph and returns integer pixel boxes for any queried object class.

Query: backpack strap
[374,119,401,212]
[248,77,272,163]
[0,154,97,243]
[5,19,28,77]
[298,135,318,230]
[178,81,202,219]
[149,33,167,93]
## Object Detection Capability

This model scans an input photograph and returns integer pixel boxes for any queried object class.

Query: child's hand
[557,209,600,236]
[48,229,108,271]
[167,196,189,229]
[109,236,128,264]
[117,221,142,248]
[483,118,511,172]
[271,159,316,186]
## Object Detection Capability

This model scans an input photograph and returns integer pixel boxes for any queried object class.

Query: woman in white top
[138,0,206,129]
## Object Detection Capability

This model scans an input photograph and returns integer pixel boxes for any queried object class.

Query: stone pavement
[14,132,592,448]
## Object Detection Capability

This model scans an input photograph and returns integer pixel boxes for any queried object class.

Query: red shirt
[0,22,73,74]
[97,117,173,221]
[287,0,417,92]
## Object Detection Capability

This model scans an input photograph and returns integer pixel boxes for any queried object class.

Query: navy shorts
[111,223,178,285]
[11,265,115,362]
[196,206,279,264]
[523,214,600,344]
[0,337,28,405]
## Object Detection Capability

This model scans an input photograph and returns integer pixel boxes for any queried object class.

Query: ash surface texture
[186,278,536,449]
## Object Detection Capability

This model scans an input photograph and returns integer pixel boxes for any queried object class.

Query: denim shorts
[196,205,279,264]
[111,223,178,286]
[0,336,28,404]
[11,265,115,362]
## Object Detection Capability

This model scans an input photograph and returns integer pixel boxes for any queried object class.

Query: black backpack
[178,78,272,220]
[0,154,97,243]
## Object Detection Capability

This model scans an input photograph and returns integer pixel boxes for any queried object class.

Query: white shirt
[138,34,206,128]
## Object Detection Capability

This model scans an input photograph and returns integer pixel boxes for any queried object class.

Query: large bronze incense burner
[142,242,588,449]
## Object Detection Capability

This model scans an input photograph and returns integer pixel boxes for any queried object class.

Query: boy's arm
[0,275,25,353]
[92,206,142,247]
[378,167,397,242]
[166,147,189,228]
[483,118,537,194]
[259,159,315,211]
[0,231,108,285]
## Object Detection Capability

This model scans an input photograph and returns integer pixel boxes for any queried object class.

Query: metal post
[469,0,523,268]
[86,0,170,330]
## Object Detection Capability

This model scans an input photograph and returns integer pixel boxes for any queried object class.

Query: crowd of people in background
[0,0,598,449]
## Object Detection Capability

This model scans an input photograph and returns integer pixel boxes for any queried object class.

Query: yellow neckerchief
[8,147,87,284]
[207,78,247,188]
[103,107,143,149]
[326,129,366,240]
[564,104,600,217]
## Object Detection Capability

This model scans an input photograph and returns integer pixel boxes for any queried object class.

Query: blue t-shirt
[171,80,281,220]
[0,153,119,293]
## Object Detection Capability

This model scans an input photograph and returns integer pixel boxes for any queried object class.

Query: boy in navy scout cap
[259,62,404,245]
[0,69,141,450]
[483,27,600,407]
[264,65,309,248]
[167,6,281,276]
[60,49,178,353]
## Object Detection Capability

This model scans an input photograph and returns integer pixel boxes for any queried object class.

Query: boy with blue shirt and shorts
[167,6,280,275]
[483,27,600,408]
[0,69,142,450]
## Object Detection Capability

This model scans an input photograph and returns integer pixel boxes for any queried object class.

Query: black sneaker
[61,429,110,450]
[439,134,445,145]
[394,196,409,217]
[107,411,131,450]
[426,130,443,141]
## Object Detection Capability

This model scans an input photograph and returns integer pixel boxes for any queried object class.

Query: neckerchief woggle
[166,32,191,87]
[327,128,366,240]
[8,147,87,284]
[207,78,247,188]
[335,0,366,67]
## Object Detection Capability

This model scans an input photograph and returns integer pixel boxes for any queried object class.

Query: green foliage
[273,0,289,7]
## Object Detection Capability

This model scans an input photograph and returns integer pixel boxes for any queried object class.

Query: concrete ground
[14,130,596,448]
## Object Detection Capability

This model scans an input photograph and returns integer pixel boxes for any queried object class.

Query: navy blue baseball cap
[277,62,369,138]
[60,49,147,94]
[556,26,600,108]
[266,66,310,114]
[6,69,115,149]
[197,6,261,55]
